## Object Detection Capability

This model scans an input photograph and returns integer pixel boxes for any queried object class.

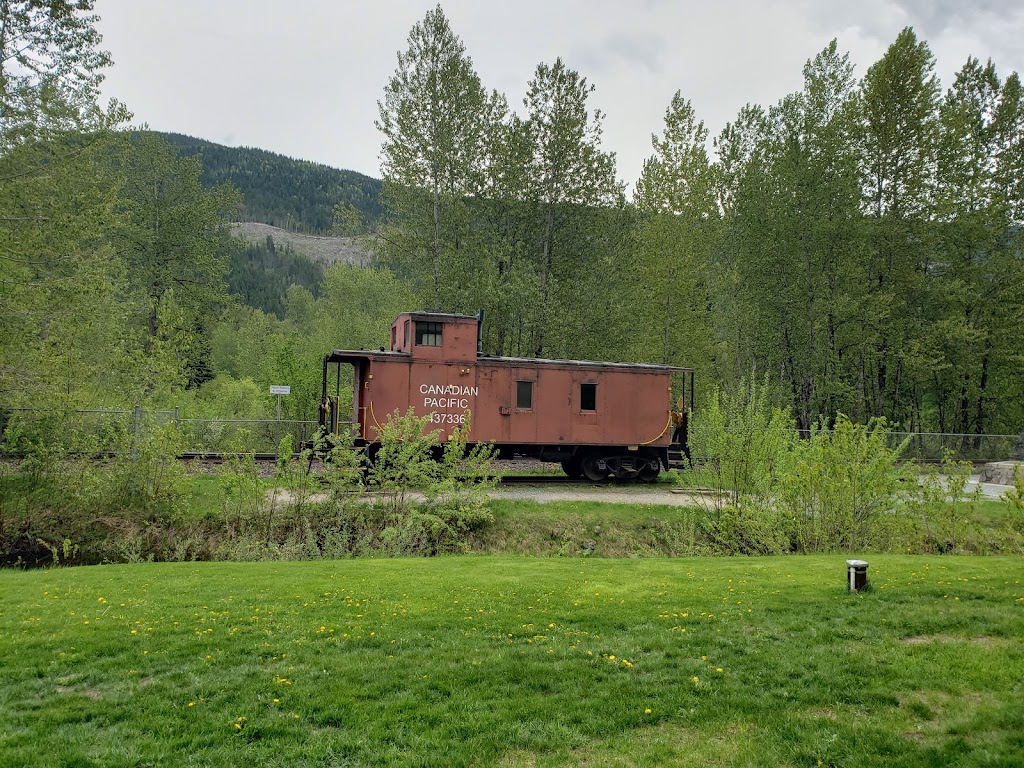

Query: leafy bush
[685,378,794,554]
[368,409,499,555]
[687,382,922,554]
[368,408,442,515]
[779,416,913,552]
[915,452,983,553]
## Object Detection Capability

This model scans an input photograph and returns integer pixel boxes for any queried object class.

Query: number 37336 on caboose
[318,312,693,482]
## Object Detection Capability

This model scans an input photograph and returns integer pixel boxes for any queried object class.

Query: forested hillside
[155,132,383,234]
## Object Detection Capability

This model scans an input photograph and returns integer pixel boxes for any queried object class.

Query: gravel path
[485,485,713,507]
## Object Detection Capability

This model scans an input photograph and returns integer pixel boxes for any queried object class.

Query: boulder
[981,461,1023,485]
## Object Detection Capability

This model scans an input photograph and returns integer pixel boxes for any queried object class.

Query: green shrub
[685,377,794,553]
[915,452,983,553]
[779,416,913,551]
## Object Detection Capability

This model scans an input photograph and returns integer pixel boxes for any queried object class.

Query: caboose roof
[324,348,691,372]
[400,311,478,321]
[481,355,692,373]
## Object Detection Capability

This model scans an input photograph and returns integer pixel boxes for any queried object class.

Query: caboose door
[569,369,603,445]
[506,368,539,444]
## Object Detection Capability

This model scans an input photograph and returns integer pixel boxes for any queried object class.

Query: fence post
[132,405,142,462]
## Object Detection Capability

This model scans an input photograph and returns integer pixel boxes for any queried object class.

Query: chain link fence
[787,429,1019,464]
[2,408,1021,463]
[1,408,321,455]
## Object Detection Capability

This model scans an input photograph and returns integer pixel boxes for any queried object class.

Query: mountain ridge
[154,131,384,235]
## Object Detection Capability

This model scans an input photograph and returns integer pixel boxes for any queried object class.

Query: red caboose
[319,312,692,481]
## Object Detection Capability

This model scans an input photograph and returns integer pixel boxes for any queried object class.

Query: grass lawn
[2,556,1023,766]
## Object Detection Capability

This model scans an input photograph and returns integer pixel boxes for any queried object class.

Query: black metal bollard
[846,560,869,592]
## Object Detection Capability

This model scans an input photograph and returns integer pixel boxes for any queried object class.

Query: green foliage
[0,414,188,566]
[423,413,498,536]
[632,91,720,369]
[687,381,951,554]
[1004,465,1024,514]
[686,378,794,554]
[689,378,794,508]
[112,132,242,390]
[226,235,324,318]
[916,452,984,553]
[219,439,267,538]
[375,5,496,308]
[0,132,130,408]
[368,409,442,516]
[0,0,121,145]
[780,416,914,551]
[317,429,367,495]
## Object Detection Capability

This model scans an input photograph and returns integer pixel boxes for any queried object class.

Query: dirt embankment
[230,222,373,266]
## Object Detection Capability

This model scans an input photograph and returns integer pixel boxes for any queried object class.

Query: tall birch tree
[375,4,495,309]
[634,91,719,370]
[519,57,624,356]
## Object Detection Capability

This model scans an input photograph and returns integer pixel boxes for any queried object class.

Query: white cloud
[95,0,1024,189]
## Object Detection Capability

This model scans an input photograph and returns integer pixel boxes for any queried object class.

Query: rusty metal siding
[329,342,681,449]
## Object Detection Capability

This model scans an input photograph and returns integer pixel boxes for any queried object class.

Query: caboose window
[415,321,442,346]
[516,380,533,409]
[580,382,597,411]
[404,320,410,348]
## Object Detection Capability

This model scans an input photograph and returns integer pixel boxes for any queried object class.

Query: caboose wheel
[638,464,660,483]
[561,458,584,479]
[581,455,608,483]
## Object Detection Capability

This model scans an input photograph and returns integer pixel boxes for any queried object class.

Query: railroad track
[179,452,282,462]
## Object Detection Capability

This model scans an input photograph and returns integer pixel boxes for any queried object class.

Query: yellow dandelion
[716,667,723,673]
[692,676,699,684]
[644,708,652,714]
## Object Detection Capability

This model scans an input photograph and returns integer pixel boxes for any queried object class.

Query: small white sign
[270,385,291,395]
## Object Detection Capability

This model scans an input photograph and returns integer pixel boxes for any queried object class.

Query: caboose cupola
[389,312,480,363]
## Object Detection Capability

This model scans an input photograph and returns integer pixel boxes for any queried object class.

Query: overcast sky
[95,0,1024,189]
